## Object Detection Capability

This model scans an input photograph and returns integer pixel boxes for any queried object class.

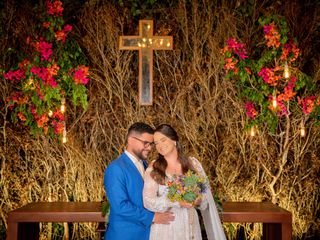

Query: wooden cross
[119,20,173,105]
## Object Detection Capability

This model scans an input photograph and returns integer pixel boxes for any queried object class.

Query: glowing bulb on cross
[284,61,290,79]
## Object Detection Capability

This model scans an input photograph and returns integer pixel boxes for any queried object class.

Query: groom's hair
[126,122,154,142]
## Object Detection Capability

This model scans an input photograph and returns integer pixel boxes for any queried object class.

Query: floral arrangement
[221,15,320,132]
[1,0,90,141]
[166,170,208,204]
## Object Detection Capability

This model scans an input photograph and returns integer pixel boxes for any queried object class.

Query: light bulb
[48,110,53,117]
[250,126,255,137]
[60,97,66,113]
[62,127,67,143]
[272,96,277,108]
[300,127,306,137]
[284,61,290,79]
[60,104,65,113]
[167,42,171,47]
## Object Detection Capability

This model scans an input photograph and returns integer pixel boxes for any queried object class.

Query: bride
[143,124,226,240]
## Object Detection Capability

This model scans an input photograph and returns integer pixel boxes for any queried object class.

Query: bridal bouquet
[166,170,208,204]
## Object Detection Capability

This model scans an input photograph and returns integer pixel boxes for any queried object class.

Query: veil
[200,188,226,240]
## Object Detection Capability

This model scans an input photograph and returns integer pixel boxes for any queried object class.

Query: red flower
[73,65,90,85]
[46,0,63,16]
[263,23,281,48]
[3,69,25,81]
[245,102,258,119]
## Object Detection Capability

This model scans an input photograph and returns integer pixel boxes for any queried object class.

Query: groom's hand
[153,211,175,224]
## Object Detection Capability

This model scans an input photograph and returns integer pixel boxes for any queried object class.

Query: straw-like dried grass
[1,0,319,239]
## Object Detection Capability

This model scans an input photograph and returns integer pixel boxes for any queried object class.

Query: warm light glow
[60,104,65,113]
[138,42,141,47]
[148,38,152,44]
[250,126,255,137]
[272,96,277,108]
[62,127,67,143]
[160,39,163,45]
[284,61,290,79]
[167,42,171,47]
[142,38,146,42]
[48,110,53,117]
[300,127,306,137]
[147,24,150,29]
[61,97,66,113]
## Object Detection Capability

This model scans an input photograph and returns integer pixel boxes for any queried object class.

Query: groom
[104,122,174,240]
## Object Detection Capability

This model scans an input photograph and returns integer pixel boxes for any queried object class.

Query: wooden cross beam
[119,20,173,105]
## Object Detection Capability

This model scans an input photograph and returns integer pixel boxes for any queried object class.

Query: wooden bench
[7,201,292,240]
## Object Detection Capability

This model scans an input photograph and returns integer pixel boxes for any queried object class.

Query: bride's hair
[151,124,196,185]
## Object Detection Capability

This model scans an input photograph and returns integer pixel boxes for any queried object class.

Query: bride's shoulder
[188,156,203,171]
[146,160,155,172]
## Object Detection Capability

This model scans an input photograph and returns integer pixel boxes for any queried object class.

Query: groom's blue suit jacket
[104,152,154,240]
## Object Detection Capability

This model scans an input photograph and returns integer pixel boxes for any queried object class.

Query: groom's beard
[132,148,150,161]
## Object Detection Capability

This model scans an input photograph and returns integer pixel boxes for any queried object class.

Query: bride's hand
[193,196,202,207]
[179,201,193,209]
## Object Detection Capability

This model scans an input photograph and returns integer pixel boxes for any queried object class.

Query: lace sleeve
[190,157,209,210]
[143,167,179,213]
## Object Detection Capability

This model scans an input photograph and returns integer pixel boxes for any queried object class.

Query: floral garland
[2,0,90,141]
[221,15,320,132]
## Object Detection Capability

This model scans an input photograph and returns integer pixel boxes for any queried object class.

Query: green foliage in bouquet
[1,0,90,140]
[221,15,320,132]
[166,170,208,204]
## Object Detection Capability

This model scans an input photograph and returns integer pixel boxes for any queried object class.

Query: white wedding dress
[143,157,226,240]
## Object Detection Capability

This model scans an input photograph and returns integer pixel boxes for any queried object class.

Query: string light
[60,97,66,113]
[284,61,290,79]
[250,126,256,137]
[272,95,277,108]
[62,124,67,143]
[300,122,306,137]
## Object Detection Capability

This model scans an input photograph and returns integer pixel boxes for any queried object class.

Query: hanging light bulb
[62,125,67,143]
[60,97,66,113]
[272,95,277,108]
[284,61,290,79]
[48,110,53,117]
[250,126,256,137]
[300,126,306,137]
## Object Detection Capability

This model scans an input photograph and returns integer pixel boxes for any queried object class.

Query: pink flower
[30,66,58,88]
[34,40,53,61]
[3,69,25,81]
[52,120,64,134]
[245,102,258,119]
[258,67,281,86]
[73,65,89,85]
[298,96,317,115]
[53,110,65,121]
[226,38,248,60]
[46,0,63,16]
[63,24,72,33]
